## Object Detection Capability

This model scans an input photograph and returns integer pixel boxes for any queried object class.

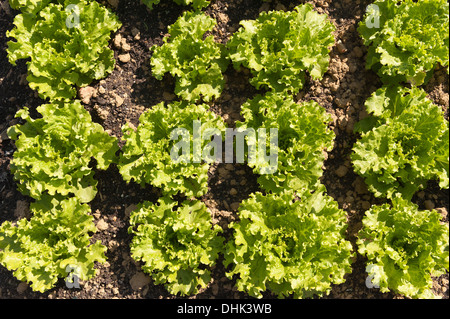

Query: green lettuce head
[6,0,121,101]
[8,100,119,203]
[225,187,353,299]
[352,85,449,200]
[358,196,449,299]
[359,0,449,85]
[129,197,223,296]
[227,3,335,94]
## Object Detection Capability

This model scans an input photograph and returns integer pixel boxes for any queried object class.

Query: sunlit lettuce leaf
[8,0,58,15]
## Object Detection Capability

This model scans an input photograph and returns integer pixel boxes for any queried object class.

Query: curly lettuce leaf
[129,197,223,296]
[7,100,119,202]
[150,11,228,102]
[0,196,107,293]
[236,92,335,194]
[118,101,226,197]
[352,85,449,200]
[6,0,121,101]
[227,3,335,94]
[357,196,449,299]
[358,0,449,85]
[8,0,58,14]
[224,186,353,299]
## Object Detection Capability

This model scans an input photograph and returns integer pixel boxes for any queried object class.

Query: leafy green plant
[6,0,121,101]
[358,0,449,86]
[357,196,449,299]
[8,0,58,14]
[0,196,107,293]
[142,0,210,10]
[227,3,335,94]
[150,11,228,102]
[351,85,449,200]
[129,196,223,296]
[7,100,119,203]
[224,187,353,299]
[236,92,335,194]
[118,100,226,197]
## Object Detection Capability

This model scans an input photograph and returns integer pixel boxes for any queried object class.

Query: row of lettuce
[0,0,448,299]
[352,0,449,299]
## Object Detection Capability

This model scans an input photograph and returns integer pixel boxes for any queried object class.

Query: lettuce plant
[142,0,210,10]
[7,100,119,203]
[150,11,228,102]
[129,197,223,296]
[357,196,449,299]
[6,0,121,101]
[236,92,335,194]
[359,0,449,86]
[224,187,353,299]
[0,196,107,293]
[8,0,58,14]
[351,85,449,200]
[118,101,226,197]
[227,4,335,94]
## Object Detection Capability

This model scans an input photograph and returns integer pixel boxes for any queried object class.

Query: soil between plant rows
[0,0,448,300]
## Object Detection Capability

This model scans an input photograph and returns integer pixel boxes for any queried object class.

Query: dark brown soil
[0,0,448,300]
